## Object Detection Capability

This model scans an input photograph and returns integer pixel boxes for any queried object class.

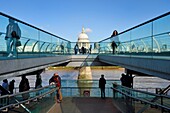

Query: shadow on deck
[48,97,121,113]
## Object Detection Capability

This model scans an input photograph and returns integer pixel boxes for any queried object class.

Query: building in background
[77,27,90,53]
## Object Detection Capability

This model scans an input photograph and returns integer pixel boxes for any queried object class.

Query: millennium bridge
[0,12,170,113]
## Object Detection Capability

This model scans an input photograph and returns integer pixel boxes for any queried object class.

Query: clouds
[85,28,92,33]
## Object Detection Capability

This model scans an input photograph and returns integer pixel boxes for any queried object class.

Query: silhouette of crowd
[120,73,134,88]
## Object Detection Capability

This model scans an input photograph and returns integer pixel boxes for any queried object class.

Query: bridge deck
[48,97,121,113]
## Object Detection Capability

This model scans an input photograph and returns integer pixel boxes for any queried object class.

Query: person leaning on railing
[50,73,62,103]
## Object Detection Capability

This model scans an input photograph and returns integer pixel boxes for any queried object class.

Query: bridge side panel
[0,56,71,79]
[98,55,170,80]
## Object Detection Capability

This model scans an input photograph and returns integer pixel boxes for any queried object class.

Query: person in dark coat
[9,79,15,94]
[19,75,30,92]
[120,73,126,86]
[35,74,42,99]
[120,73,134,88]
[111,41,117,54]
[81,46,85,54]
[74,44,78,55]
[111,30,118,54]
[1,79,9,95]
[89,45,92,54]
[19,75,30,100]
[35,74,42,89]
[99,74,106,99]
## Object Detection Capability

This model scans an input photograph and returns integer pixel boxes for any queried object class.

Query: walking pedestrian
[5,18,21,57]
[111,41,117,54]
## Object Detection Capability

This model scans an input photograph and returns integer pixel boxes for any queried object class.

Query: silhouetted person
[67,43,71,54]
[99,74,106,99]
[120,73,134,88]
[120,73,127,86]
[35,74,42,99]
[1,79,9,95]
[60,43,64,54]
[9,79,15,94]
[19,75,30,100]
[74,44,78,54]
[35,74,42,89]
[111,41,117,54]
[89,45,92,54]
[19,75,30,92]
[126,75,134,88]
[81,46,85,54]
[111,30,118,54]
[0,79,9,105]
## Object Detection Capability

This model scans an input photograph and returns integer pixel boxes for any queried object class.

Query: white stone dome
[78,33,88,40]
[78,27,89,40]
[77,27,90,49]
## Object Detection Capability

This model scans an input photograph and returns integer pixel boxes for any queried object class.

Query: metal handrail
[0,84,55,99]
[111,87,170,111]
[0,84,57,111]
[99,11,170,42]
[113,83,162,97]
[0,88,56,111]
[0,12,70,42]
[113,83,170,99]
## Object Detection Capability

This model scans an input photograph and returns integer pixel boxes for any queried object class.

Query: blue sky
[0,0,170,42]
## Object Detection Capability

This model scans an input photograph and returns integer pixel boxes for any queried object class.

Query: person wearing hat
[53,73,62,103]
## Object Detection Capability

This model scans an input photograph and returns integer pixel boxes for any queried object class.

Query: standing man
[99,74,106,99]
